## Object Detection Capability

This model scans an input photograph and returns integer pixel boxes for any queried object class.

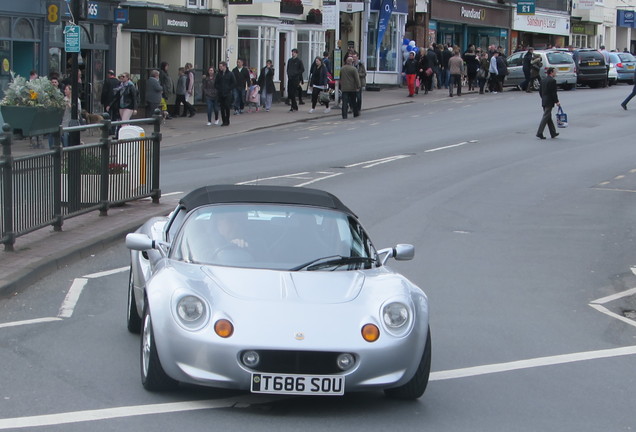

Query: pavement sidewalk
[0,85,474,295]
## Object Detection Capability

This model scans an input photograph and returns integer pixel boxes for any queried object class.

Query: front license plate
[587,62,600,66]
[251,373,345,396]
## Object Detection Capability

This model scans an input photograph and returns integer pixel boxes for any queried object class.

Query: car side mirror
[378,244,415,265]
[126,233,157,251]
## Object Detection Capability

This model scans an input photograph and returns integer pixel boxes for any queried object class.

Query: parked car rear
[608,52,636,84]
[573,49,608,88]
[505,50,576,90]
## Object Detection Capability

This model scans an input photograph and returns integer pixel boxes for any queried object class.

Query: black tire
[384,327,432,400]
[127,266,142,333]
[140,305,179,391]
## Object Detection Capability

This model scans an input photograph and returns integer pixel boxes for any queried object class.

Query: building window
[572,34,588,48]
[366,12,404,72]
[237,25,277,78]
[186,0,207,9]
[296,30,325,80]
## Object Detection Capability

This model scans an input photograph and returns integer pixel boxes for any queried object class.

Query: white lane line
[235,172,310,185]
[0,395,288,430]
[425,142,468,152]
[589,304,636,329]
[57,278,88,318]
[84,266,129,279]
[0,317,62,329]
[295,172,343,187]
[344,155,410,169]
[590,287,636,305]
[429,345,636,381]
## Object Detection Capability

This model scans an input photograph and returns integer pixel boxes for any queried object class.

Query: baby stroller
[325,71,342,104]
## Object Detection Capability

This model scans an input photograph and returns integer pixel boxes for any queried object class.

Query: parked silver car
[505,50,577,90]
[608,52,636,84]
[126,185,431,399]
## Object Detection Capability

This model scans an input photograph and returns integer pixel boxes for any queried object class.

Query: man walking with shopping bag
[536,67,561,140]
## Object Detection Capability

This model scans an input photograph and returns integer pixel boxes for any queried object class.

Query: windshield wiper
[290,255,376,271]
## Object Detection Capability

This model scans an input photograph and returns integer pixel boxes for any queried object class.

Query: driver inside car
[214,210,250,249]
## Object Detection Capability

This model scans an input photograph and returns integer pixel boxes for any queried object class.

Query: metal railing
[0,111,163,251]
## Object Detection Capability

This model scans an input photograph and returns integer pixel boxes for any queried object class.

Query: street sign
[517,0,535,15]
[64,25,80,53]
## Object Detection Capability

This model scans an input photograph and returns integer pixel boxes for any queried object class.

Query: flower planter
[280,3,304,14]
[307,14,322,24]
[61,173,131,204]
[0,106,64,137]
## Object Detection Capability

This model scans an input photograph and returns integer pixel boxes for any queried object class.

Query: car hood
[200,266,365,304]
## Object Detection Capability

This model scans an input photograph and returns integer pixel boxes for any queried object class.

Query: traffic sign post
[64,25,80,53]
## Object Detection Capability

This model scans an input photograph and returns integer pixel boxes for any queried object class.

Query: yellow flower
[29,90,38,100]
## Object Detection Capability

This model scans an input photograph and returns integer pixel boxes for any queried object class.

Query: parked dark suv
[573,49,608,88]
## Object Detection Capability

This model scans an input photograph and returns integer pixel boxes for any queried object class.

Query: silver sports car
[126,185,431,399]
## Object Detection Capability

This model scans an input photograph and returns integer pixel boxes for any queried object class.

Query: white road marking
[295,172,343,187]
[84,266,129,279]
[344,155,411,169]
[235,172,310,185]
[0,317,62,329]
[57,278,88,318]
[588,304,636,328]
[425,141,477,152]
[588,285,636,328]
[430,345,636,381]
[0,395,288,430]
[590,286,636,305]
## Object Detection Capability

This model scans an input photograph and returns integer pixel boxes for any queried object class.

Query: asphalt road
[1,85,636,431]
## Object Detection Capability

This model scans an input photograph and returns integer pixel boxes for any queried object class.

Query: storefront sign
[124,8,224,37]
[86,1,112,21]
[617,10,635,28]
[430,0,508,27]
[517,0,535,15]
[571,23,596,35]
[576,0,594,10]
[512,10,570,36]
[114,8,128,24]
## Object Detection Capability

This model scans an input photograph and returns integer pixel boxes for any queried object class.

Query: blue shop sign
[371,0,408,14]
[86,1,112,21]
[617,10,635,28]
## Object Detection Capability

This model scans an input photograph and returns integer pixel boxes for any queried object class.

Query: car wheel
[141,305,179,391]
[601,78,608,88]
[562,83,573,91]
[127,266,142,333]
[532,79,540,91]
[384,327,432,400]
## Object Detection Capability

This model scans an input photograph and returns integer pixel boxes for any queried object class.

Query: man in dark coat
[232,59,251,114]
[440,44,452,89]
[101,70,120,120]
[520,47,534,92]
[286,48,305,112]
[215,61,237,126]
[536,67,560,139]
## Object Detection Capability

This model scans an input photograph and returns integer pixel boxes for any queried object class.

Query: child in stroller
[246,78,261,113]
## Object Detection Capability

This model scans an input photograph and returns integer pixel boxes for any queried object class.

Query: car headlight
[177,295,206,323]
[383,302,409,328]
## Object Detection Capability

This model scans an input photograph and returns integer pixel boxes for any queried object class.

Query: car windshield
[546,52,574,65]
[171,204,377,270]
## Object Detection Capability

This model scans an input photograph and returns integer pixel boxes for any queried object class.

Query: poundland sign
[460,6,485,20]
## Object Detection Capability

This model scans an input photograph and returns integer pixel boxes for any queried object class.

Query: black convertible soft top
[179,185,356,216]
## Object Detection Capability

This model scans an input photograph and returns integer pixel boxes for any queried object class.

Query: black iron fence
[0,112,163,251]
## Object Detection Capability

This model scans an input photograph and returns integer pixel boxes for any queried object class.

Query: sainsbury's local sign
[513,10,570,35]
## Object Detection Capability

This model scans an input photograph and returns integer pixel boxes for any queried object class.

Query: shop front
[512,9,570,50]
[570,22,596,49]
[429,0,510,53]
[121,5,224,107]
[616,10,635,53]
[365,0,408,85]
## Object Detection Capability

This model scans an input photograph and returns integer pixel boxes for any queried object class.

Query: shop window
[296,30,325,80]
[237,26,277,77]
[366,12,403,72]
[93,24,106,45]
[14,18,36,40]
[572,34,588,49]
[0,17,10,38]
[186,0,207,9]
